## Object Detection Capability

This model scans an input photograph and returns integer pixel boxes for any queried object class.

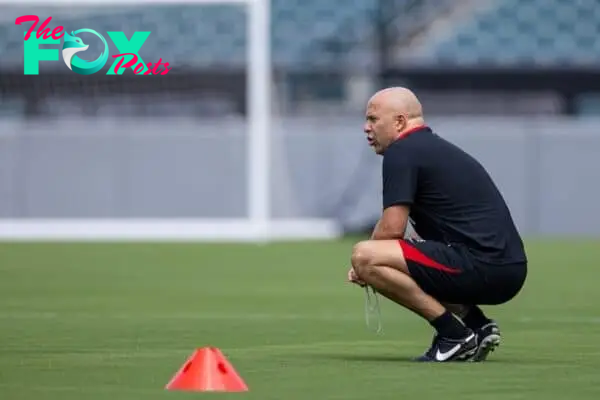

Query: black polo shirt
[382,126,527,265]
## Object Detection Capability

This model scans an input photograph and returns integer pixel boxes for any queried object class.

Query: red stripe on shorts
[398,240,461,274]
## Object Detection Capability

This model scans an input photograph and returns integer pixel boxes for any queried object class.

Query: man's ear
[395,114,407,132]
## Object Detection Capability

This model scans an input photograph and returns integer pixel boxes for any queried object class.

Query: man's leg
[402,224,498,356]
[351,240,476,362]
[401,225,498,358]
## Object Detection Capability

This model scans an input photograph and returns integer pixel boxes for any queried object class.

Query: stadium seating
[0,0,376,69]
[404,0,600,66]
[4,0,600,70]
[0,0,459,70]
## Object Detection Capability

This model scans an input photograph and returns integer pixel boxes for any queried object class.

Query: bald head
[368,87,424,121]
[364,87,426,155]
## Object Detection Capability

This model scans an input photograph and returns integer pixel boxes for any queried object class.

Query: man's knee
[351,239,409,279]
[351,240,375,272]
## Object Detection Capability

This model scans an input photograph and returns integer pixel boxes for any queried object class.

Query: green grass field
[1,238,599,400]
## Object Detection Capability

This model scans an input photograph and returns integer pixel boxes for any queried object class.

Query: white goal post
[0,0,341,241]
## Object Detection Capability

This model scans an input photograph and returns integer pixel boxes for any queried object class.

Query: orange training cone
[165,347,249,392]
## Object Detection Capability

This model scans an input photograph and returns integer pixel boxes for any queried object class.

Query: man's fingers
[348,269,366,287]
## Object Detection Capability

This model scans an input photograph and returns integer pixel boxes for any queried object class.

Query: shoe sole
[413,346,477,362]
[471,333,501,362]
[455,346,477,361]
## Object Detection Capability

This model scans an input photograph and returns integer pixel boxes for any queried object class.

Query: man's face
[363,101,404,155]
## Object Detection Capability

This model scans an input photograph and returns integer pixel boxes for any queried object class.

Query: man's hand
[347,267,366,287]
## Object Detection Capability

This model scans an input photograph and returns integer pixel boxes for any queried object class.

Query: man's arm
[374,146,418,240]
[370,205,410,240]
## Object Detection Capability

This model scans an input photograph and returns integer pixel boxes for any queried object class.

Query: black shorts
[399,239,527,305]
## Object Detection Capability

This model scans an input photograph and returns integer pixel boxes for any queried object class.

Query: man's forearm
[371,218,422,241]
[370,218,406,240]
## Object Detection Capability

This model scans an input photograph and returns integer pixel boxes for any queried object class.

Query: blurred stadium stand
[0,0,453,69]
[403,0,600,67]
[2,0,600,115]
[0,0,463,116]
[2,0,600,236]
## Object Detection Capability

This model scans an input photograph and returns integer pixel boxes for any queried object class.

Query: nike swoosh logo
[435,334,475,361]
[435,344,461,361]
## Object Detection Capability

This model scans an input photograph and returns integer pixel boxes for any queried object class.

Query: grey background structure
[1,116,598,236]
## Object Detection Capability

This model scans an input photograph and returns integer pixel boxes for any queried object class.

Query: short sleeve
[382,149,418,209]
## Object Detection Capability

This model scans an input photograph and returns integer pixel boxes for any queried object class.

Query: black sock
[462,306,492,330]
[430,311,470,339]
